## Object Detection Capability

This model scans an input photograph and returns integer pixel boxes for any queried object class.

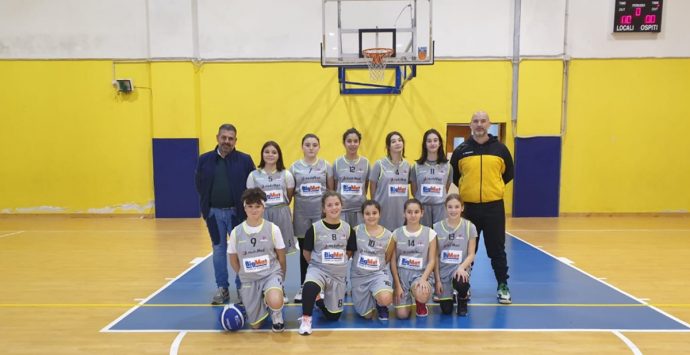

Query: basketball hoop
[362,48,394,82]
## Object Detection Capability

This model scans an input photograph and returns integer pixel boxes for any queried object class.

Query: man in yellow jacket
[449,111,514,304]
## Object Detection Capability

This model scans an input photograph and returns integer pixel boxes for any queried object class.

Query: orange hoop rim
[362,48,394,64]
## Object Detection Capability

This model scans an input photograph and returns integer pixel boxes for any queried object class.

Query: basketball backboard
[321,0,434,67]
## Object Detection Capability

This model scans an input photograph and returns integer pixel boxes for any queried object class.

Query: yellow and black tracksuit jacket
[449,135,514,203]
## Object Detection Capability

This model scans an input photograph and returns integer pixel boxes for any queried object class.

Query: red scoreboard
[613,0,663,33]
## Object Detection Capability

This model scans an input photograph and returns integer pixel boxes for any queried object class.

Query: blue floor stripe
[107,234,689,331]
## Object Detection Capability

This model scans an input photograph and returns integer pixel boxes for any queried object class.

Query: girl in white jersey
[289,134,334,302]
[228,188,287,332]
[370,131,410,232]
[390,198,437,319]
[411,129,453,227]
[334,128,370,227]
[433,193,477,316]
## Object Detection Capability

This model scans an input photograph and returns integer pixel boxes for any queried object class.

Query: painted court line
[509,229,690,233]
[103,328,690,334]
[508,232,690,329]
[100,252,213,332]
[169,331,187,355]
[8,302,690,308]
[0,231,24,239]
[612,330,642,355]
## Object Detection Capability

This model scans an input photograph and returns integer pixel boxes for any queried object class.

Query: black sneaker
[457,298,468,316]
[271,322,285,333]
[376,305,389,320]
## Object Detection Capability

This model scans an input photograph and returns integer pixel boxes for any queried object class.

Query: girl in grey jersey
[289,134,334,302]
[298,192,357,336]
[411,129,453,227]
[247,141,297,255]
[433,194,477,316]
[370,131,410,232]
[350,200,394,320]
[334,128,370,227]
[228,188,286,332]
[390,199,437,320]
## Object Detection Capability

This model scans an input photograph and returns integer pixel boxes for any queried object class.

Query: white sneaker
[294,286,303,303]
[298,315,312,336]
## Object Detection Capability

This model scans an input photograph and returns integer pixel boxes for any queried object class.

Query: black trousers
[463,200,509,284]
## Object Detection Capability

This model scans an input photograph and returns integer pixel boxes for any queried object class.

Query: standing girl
[370,131,410,232]
[350,200,394,320]
[433,193,477,316]
[390,199,437,319]
[298,191,357,335]
[334,128,370,227]
[289,134,334,302]
[247,141,297,255]
[228,188,287,332]
[410,129,453,227]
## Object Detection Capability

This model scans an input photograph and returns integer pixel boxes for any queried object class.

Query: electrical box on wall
[113,79,134,93]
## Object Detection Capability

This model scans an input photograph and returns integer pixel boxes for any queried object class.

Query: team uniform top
[433,218,477,274]
[228,221,285,282]
[351,225,393,277]
[246,169,294,207]
[393,226,437,272]
[370,158,411,231]
[410,161,453,205]
[333,156,370,212]
[289,159,333,219]
[303,220,357,279]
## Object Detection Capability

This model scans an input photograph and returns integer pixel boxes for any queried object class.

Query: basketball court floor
[1,215,690,354]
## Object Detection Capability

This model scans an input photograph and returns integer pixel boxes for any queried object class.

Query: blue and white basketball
[220,303,245,331]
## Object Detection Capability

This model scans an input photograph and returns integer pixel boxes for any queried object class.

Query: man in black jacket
[195,124,255,304]
[449,111,514,304]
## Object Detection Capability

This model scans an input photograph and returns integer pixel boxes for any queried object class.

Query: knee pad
[440,299,454,315]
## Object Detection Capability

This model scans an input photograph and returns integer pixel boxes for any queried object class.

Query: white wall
[0,0,687,60]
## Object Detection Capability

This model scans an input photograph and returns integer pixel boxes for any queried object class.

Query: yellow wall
[1,58,687,214]
[561,59,690,213]
[0,61,154,213]
[516,60,563,137]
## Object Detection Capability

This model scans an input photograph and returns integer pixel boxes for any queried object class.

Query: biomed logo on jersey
[324,250,345,262]
[357,255,379,268]
[301,185,321,193]
[441,251,461,263]
[342,184,361,194]
[266,191,282,202]
[400,257,422,268]
[422,185,442,194]
[389,185,407,194]
[244,257,269,272]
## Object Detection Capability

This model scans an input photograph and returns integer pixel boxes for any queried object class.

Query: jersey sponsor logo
[388,184,408,197]
[399,255,423,270]
[242,255,270,273]
[356,255,380,271]
[441,250,462,264]
[421,184,443,197]
[322,249,346,264]
[264,190,284,205]
[341,182,363,196]
[300,183,322,197]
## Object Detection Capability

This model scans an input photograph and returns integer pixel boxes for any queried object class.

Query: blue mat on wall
[513,137,561,217]
[152,138,200,218]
